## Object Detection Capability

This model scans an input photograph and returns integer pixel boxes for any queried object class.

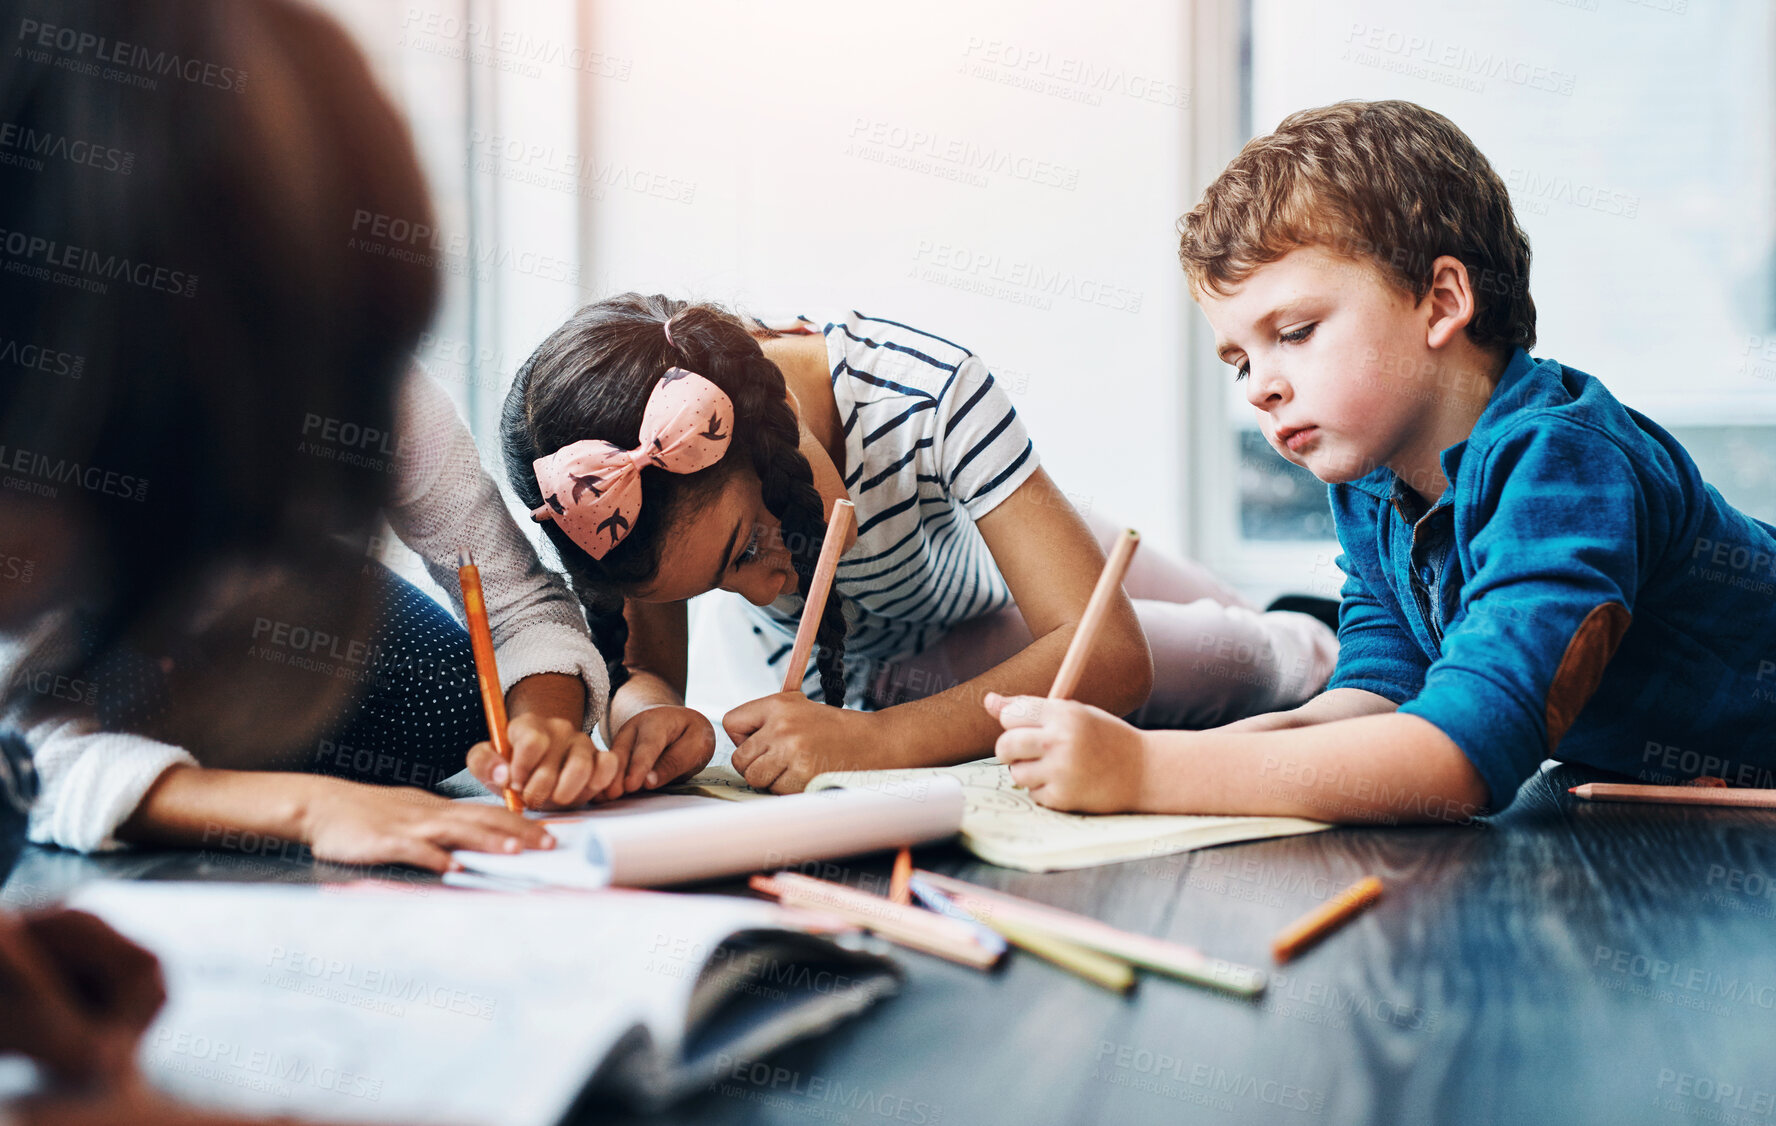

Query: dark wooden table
[7,762,1775,1126]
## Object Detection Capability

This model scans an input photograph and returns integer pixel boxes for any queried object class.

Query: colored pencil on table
[889,846,913,906]
[750,871,1002,970]
[905,874,1129,992]
[1048,528,1139,700]
[906,875,1008,957]
[781,499,855,694]
[457,550,522,813]
[1270,876,1384,964]
[1568,783,1776,809]
[914,869,1266,997]
[981,913,1137,995]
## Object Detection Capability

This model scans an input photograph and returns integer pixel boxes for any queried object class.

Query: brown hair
[503,295,851,707]
[1178,99,1535,352]
[1,0,439,758]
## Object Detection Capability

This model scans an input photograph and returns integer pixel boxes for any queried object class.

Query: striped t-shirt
[746,312,1041,705]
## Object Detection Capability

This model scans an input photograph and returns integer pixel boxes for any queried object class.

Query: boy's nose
[1244,365,1290,410]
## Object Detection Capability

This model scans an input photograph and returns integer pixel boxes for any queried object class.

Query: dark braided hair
[501,294,850,705]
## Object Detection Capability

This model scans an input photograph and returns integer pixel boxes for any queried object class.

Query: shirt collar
[1341,346,1542,505]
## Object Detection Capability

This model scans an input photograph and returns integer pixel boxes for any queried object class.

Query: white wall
[581,0,1197,550]
[578,0,1201,724]
[315,0,594,598]
[321,0,1213,727]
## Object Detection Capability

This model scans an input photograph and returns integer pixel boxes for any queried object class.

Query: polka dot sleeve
[386,367,610,728]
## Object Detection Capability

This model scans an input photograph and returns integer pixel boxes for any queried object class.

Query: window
[312,0,591,599]
[1206,0,1776,601]
[314,1,1774,628]
[310,0,588,440]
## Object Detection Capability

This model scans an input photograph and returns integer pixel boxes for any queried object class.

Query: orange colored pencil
[781,499,855,694]
[1048,529,1139,700]
[1271,876,1383,963]
[1568,782,1776,809]
[889,846,913,906]
[457,550,522,813]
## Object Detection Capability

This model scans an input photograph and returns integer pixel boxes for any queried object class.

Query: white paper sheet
[454,776,964,889]
[808,760,1331,872]
[70,881,810,1125]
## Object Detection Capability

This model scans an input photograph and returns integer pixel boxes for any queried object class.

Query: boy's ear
[1423,254,1478,350]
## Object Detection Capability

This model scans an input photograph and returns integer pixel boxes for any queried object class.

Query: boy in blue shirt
[984,99,1776,819]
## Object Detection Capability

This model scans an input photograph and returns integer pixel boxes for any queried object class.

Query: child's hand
[300,778,555,871]
[0,908,164,1084]
[466,672,617,810]
[984,692,1150,812]
[465,713,618,811]
[723,693,871,793]
[606,705,717,798]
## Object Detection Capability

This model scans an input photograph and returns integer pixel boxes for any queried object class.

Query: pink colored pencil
[1569,783,1776,809]
[751,871,1001,969]
[781,500,855,694]
[1048,529,1139,700]
[913,869,1264,996]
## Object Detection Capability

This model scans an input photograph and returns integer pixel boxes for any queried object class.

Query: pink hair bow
[530,368,734,559]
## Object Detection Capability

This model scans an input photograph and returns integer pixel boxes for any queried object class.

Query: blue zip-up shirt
[1328,348,1776,808]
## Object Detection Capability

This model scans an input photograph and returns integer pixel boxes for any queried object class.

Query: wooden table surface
[7,762,1775,1126]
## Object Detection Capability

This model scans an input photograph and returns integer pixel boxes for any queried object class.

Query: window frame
[1183,0,1342,606]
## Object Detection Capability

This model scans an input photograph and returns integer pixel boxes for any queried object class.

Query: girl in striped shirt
[502,294,1335,793]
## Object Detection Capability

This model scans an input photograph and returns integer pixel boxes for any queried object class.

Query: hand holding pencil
[984,692,1155,812]
[457,551,618,810]
[725,501,860,793]
[984,529,1152,812]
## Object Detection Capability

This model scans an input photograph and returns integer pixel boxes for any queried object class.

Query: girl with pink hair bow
[499,295,1336,796]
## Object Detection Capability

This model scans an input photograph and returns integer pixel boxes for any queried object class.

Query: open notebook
[800,759,1332,872]
[71,881,901,1125]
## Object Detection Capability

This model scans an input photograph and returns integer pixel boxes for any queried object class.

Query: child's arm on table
[984,694,1489,823]
[119,762,555,872]
[20,678,553,871]
[1135,415,1646,823]
[110,674,578,865]
[591,599,718,797]
[1214,686,1401,732]
[725,469,1153,792]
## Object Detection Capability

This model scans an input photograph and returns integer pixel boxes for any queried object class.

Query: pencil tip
[1566,787,1578,793]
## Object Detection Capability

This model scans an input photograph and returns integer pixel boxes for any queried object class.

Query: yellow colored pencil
[981,914,1136,994]
[915,868,1266,997]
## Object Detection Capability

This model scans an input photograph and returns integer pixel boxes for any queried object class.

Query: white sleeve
[929,355,1041,519]
[23,712,195,853]
[385,367,610,729]
[3,616,194,853]
[2,615,196,854]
